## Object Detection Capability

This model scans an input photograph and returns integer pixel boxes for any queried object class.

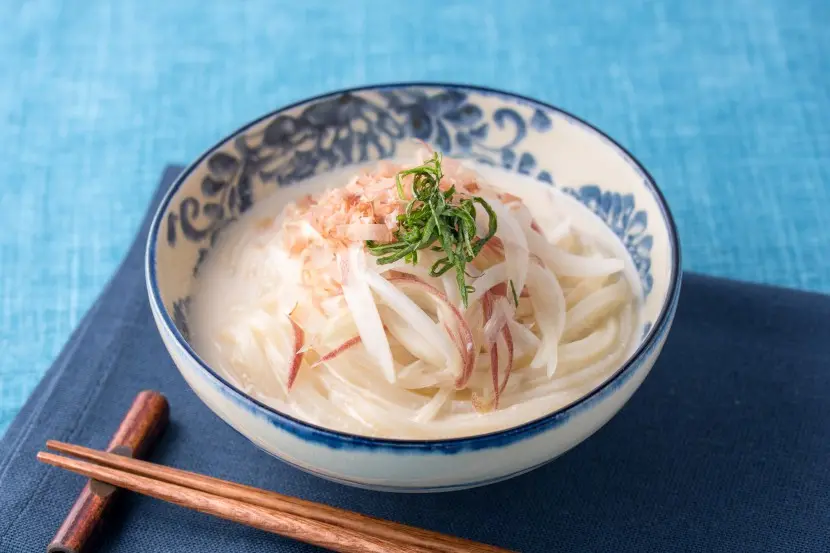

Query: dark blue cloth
[1,167,828,552]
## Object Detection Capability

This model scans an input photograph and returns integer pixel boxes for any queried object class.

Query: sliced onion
[385,273,476,388]
[321,362,426,414]
[524,307,634,397]
[396,359,456,390]
[441,272,462,309]
[413,387,453,423]
[321,350,432,408]
[542,218,572,245]
[564,276,608,309]
[369,257,435,283]
[363,271,458,373]
[552,188,644,301]
[526,262,566,377]
[482,293,498,409]
[481,293,516,409]
[508,319,539,346]
[563,278,630,342]
[397,359,429,380]
[318,307,356,340]
[245,329,290,398]
[487,201,530,298]
[379,306,445,368]
[559,317,619,369]
[483,296,511,344]
[290,301,328,340]
[465,262,508,307]
[339,247,396,383]
[463,299,485,373]
[525,226,623,277]
[279,376,369,433]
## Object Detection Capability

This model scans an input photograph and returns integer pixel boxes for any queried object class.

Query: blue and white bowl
[146,83,682,492]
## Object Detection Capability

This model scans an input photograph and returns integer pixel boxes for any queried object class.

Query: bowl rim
[146,82,683,451]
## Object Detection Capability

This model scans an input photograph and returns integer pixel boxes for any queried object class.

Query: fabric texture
[2,0,830,435]
[1,166,828,552]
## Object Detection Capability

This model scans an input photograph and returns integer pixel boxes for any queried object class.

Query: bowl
[146,83,682,492]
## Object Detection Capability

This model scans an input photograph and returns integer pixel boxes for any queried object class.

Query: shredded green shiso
[366,153,497,307]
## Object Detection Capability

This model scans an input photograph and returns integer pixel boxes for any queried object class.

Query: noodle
[191,152,642,439]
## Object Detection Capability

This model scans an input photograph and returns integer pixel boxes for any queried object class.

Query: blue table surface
[1,0,828,435]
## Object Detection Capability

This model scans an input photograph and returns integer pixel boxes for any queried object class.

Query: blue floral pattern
[563,185,654,295]
[164,86,653,299]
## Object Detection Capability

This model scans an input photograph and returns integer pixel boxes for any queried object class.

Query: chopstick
[37,450,407,553]
[39,441,515,553]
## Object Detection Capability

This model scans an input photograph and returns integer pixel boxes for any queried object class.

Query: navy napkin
[1,167,828,553]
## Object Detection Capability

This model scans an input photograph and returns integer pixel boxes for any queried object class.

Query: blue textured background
[1,0,828,435]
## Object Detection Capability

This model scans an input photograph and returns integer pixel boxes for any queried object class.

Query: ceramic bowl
[146,83,682,492]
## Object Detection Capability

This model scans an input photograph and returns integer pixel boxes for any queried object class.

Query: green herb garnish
[366,153,497,307]
[509,279,519,307]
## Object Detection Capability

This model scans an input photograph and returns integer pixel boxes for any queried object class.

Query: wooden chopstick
[41,441,515,553]
[38,450,425,553]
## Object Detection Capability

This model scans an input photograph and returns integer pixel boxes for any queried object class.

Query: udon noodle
[191,149,642,439]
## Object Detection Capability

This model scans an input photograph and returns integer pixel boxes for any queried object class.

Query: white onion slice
[413,387,453,423]
[545,218,572,244]
[364,271,458,374]
[563,278,629,342]
[559,317,619,369]
[488,201,530,298]
[465,262,508,308]
[506,318,541,357]
[441,272,462,309]
[385,274,476,388]
[339,247,396,383]
[483,297,512,344]
[525,226,624,277]
[552,188,644,301]
[370,257,435,283]
[379,306,446,368]
[396,360,454,389]
[526,262,566,377]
